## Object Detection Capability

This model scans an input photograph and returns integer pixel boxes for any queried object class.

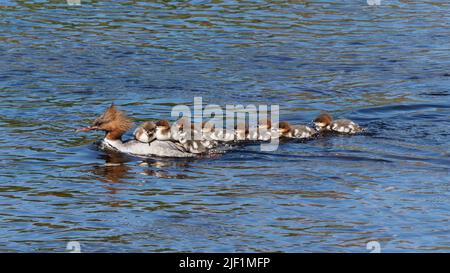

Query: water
[0,0,449,252]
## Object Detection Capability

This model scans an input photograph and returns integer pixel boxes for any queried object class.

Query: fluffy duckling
[291,125,317,138]
[155,120,172,140]
[183,138,208,154]
[201,121,215,138]
[277,121,316,139]
[171,116,190,142]
[170,117,208,154]
[200,121,217,149]
[234,123,249,141]
[244,120,269,141]
[210,123,235,142]
[278,121,292,138]
[313,113,363,134]
[257,118,272,141]
[212,130,235,142]
[133,121,156,143]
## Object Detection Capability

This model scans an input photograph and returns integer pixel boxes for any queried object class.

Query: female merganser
[276,121,317,139]
[155,120,172,140]
[133,121,156,143]
[76,105,194,157]
[313,113,363,134]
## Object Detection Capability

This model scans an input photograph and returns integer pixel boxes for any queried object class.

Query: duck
[257,118,273,141]
[242,118,272,141]
[234,123,249,141]
[133,121,156,143]
[171,116,190,142]
[76,104,194,157]
[276,121,317,139]
[155,120,172,141]
[210,124,235,142]
[170,117,209,154]
[313,112,363,134]
[200,121,217,149]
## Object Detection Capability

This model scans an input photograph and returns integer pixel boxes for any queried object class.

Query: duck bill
[76,126,98,132]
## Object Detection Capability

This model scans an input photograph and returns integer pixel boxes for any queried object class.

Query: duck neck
[105,130,124,141]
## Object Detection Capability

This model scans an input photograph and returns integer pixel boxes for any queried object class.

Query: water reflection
[90,148,201,185]
[92,163,130,185]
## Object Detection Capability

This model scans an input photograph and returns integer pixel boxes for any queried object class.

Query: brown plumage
[314,112,364,134]
[313,113,333,128]
[202,121,215,132]
[175,116,190,130]
[77,104,133,140]
[140,121,156,131]
[278,121,291,135]
[156,120,170,128]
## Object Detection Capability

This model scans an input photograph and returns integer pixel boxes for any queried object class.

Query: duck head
[278,121,292,137]
[76,104,133,141]
[313,113,333,131]
[155,120,172,140]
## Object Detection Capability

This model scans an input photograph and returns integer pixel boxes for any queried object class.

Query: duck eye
[93,120,103,126]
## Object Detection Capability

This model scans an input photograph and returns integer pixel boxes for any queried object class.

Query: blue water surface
[0,0,449,252]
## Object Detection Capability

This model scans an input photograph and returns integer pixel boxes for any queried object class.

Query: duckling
[313,113,363,134]
[181,137,208,154]
[210,124,235,142]
[133,121,156,143]
[290,124,317,139]
[257,118,272,141]
[170,118,208,154]
[278,121,293,138]
[171,116,190,142]
[276,121,316,139]
[155,120,172,140]
[200,121,217,149]
[234,122,249,141]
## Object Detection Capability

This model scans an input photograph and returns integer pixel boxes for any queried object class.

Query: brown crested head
[258,118,272,129]
[141,121,156,132]
[77,104,133,140]
[156,120,170,129]
[313,113,333,128]
[278,121,291,134]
